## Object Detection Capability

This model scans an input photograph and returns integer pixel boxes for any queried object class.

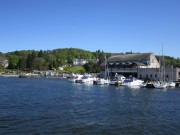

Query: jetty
[0,74,19,77]
[0,72,19,77]
[174,81,180,87]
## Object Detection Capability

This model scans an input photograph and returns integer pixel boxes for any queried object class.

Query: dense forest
[0,48,180,73]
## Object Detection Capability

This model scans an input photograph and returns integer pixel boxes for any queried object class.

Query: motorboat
[80,74,96,84]
[69,74,83,83]
[96,78,110,85]
[121,77,144,87]
[109,75,126,85]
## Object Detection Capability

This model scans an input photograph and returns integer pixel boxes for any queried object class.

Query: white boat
[69,74,83,83]
[121,77,144,87]
[167,80,176,87]
[96,54,110,85]
[145,81,168,89]
[109,74,126,85]
[154,81,167,89]
[153,45,167,89]
[96,78,110,85]
[109,78,117,85]
[145,46,169,89]
[145,82,156,88]
[141,82,147,88]
[80,74,96,84]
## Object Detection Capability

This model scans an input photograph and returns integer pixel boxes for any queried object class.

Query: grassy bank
[55,66,86,74]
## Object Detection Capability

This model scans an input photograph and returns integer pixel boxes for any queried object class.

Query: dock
[175,81,180,87]
[0,74,19,77]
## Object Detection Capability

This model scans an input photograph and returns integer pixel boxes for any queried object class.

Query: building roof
[107,53,152,62]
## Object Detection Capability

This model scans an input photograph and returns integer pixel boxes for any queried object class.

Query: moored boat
[145,82,156,88]
[145,81,168,89]
[121,77,144,87]
[96,78,110,85]
[154,81,167,89]
[109,75,126,85]
[80,74,96,84]
[69,74,83,83]
[167,80,176,87]
[95,54,110,85]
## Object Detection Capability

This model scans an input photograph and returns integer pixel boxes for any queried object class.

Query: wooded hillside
[0,48,109,72]
[0,48,180,73]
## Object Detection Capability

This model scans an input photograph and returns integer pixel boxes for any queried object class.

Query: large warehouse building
[105,53,180,81]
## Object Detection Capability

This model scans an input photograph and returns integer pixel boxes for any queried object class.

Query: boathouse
[104,53,180,81]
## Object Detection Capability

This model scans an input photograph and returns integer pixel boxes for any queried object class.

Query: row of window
[139,74,170,79]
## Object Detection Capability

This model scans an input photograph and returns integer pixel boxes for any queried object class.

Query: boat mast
[171,65,173,81]
[104,54,107,78]
[104,54,110,79]
[162,44,165,82]
[158,51,161,81]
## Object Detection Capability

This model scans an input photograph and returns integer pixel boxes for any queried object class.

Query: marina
[68,73,180,89]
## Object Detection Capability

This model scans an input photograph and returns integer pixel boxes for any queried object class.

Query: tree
[38,50,44,57]
[93,63,101,73]
[18,57,27,70]
[46,54,57,69]
[84,61,98,73]
[97,52,105,65]
[33,58,46,70]
[8,55,19,69]
[27,51,37,70]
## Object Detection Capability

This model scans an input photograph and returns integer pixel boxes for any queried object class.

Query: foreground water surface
[0,77,180,135]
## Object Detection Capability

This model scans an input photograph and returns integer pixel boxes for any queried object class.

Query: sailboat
[154,44,167,89]
[167,80,176,87]
[154,81,167,89]
[167,66,176,87]
[96,55,110,85]
[146,45,167,89]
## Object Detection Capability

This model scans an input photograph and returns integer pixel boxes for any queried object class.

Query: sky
[0,0,180,58]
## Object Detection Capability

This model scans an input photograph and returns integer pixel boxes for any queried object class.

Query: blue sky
[0,0,180,58]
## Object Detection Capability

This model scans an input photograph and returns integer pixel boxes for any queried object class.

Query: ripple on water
[0,78,180,135]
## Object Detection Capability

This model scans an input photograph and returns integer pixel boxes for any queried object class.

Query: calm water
[0,77,180,135]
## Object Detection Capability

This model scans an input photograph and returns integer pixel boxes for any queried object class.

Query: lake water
[0,77,180,135]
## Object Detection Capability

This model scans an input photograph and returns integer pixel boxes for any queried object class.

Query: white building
[0,58,9,68]
[73,59,99,66]
[105,53,180,81]
[73,59,88,66]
